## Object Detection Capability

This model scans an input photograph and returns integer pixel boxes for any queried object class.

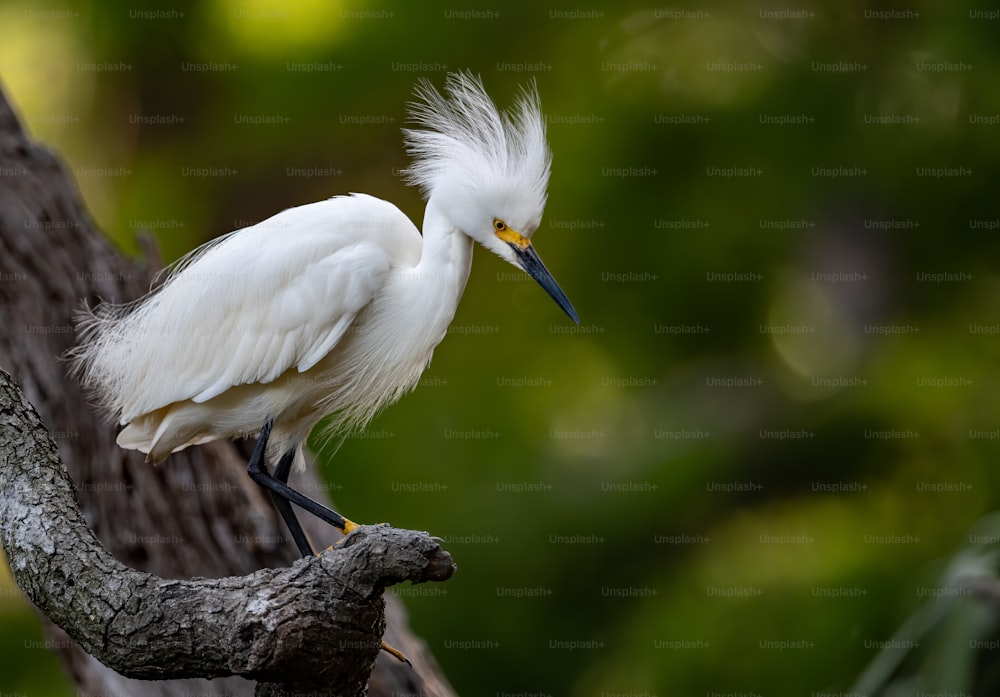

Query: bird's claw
[381,640,412,666]
[314,517,361,555]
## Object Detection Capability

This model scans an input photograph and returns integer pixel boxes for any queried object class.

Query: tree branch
[0,368,454,695]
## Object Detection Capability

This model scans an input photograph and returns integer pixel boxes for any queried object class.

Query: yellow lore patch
[493,218,530,250]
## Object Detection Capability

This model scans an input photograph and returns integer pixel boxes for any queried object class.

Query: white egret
[72,72,577,561]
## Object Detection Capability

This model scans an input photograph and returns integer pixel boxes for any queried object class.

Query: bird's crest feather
[401,72,551,214]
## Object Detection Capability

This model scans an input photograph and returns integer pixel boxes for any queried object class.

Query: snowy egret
[72,72,577,560]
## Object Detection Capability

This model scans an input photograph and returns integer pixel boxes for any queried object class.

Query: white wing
[75,194,422,423]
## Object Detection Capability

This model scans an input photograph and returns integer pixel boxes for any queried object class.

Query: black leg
[248,420,409,666]
[271,448,314,557]
[247,419,356,553]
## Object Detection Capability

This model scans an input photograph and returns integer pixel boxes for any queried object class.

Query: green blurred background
[3,0,1000,694]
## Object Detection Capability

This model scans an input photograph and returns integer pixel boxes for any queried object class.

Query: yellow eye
[494,219,507,231]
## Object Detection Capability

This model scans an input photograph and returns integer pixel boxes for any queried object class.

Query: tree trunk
[0,82,458,697]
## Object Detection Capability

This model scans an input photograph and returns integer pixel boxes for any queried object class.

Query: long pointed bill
[512,244,579,324]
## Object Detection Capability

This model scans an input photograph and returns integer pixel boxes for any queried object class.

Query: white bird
[72,72,577,559]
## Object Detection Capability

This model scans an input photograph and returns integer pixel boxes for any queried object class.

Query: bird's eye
[494,219,507,231]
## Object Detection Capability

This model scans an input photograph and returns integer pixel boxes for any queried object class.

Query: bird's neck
[418,197,474,299]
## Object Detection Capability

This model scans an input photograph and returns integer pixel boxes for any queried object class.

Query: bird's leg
[247,419,359,536]
[270,448,315,557]
[247,419,410,666]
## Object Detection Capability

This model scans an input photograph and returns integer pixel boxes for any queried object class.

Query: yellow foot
[381,640,412,666]
[316,517,361,555]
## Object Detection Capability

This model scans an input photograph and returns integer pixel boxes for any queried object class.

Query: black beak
[511,243,579,324]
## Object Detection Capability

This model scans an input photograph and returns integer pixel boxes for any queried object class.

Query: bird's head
[402,72,578,323]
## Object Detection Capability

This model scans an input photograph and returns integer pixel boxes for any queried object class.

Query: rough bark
[0,82,459,697]
[1,370,453,691]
